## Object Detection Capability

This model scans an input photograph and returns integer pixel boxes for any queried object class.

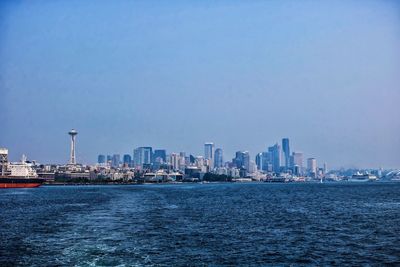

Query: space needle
[68,129,78,165]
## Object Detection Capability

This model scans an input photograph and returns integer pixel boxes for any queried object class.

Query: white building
[307,158,317,175]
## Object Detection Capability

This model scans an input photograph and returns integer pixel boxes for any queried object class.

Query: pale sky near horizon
[1,0,399,169]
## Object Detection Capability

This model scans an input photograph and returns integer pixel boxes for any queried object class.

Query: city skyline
[1,1,399,169]
[1,128,389,172]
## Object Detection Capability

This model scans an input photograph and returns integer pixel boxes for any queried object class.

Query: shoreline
[41,180,397,186]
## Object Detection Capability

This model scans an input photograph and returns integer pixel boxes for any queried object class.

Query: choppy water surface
[1,183,400,266]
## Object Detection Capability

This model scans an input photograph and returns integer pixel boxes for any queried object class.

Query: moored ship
[348,172,378,182]
[0,154,44,188]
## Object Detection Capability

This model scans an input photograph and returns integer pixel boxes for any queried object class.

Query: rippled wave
[0,183,399,266]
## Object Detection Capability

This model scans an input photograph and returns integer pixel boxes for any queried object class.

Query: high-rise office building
[106,155,112,165]
[234,151,242,168]
[195,156,205,168]
[214,148,223,168]
[133,147,153,167]
[256,152,272,171]
[189,154,196,164]
[268,143,281,173]
[153,149,167,163]
[248,160,257,174]
[97,154,106,164]
[170,153,181,171]
[307,158,317,177]
[323,162,328,174]
[234,151,250,171]
[282,138,290,170]
[255,153,263,171]
[112,154,120,167]
[290,152,304,171]
[179,152,186,170]
[204,142,215,168]
[123,154,132,166]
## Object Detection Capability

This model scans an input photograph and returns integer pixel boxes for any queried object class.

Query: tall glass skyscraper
[234,151,250,171]
[282,138,290,170]
[112,154,120,167]
[153,149,167,163]
[214,148,223,168]
[133,147,153,167]
[204,142,215,168]
[268,144,281,173]
[97,154,106,164]
[255,153,263,171]
[123,154,132,166]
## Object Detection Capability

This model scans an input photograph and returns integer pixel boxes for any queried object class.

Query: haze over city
[1,1,399,169]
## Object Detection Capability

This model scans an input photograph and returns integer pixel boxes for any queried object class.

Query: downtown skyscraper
[268,144,281,173]
[204,142,215,168]
[282,138,290,170]
[214,148,223,168]
[133,147,152,167]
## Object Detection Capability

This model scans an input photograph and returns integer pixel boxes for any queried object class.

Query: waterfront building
[228,167,240,178]
[215,167,228,175]
[214,148,223,168]
[239,168,247,178]
[185,166,201,178]
[0,148,8,176]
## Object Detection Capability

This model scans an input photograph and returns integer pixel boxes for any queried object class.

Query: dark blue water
[1,183,400,266]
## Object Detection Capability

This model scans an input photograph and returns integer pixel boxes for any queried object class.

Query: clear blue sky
[1,0,399,169]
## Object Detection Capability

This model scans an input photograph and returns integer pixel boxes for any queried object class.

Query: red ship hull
[0,183,42,188]
[0,177,44,189]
